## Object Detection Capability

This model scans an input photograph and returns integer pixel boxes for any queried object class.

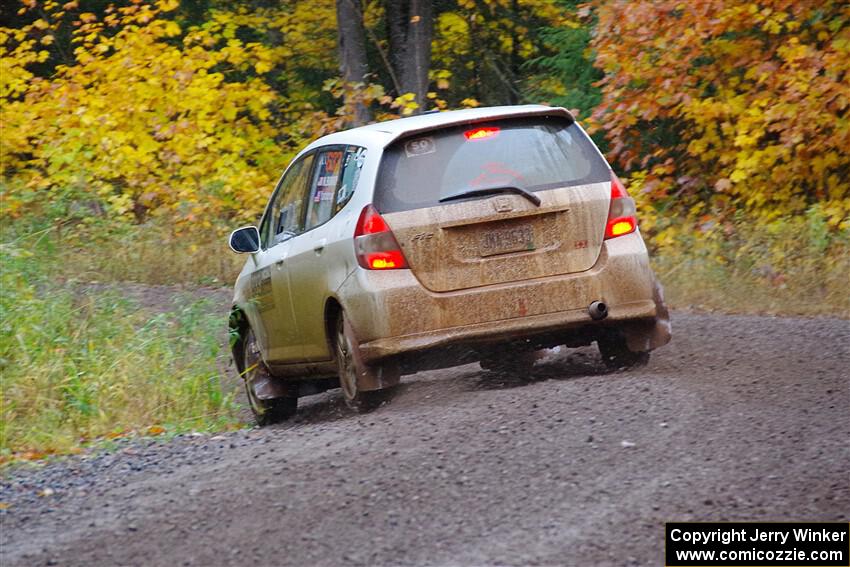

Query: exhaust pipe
[588,301,608,321]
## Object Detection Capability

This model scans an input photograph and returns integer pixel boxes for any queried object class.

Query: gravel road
[2,311,848,566]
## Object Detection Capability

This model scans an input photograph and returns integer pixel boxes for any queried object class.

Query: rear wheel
[242,328,297,425]
[333,314,393,413]
[597,334,650,370]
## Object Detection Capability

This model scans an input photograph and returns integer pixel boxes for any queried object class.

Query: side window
[336,146,366,213]
[263,154,314,248]
[305,149,345,231]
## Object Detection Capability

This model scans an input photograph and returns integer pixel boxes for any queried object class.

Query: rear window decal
[317,174,338,187]
[404,137,436,157]
[336,147,367,211]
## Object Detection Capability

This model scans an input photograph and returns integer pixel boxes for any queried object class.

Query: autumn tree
[430,0,570,107]
[590,0,850,233]
[336,0,372,124]
[385,0,433,111]
[334,1,570,116]
[527,0,601,120]
[1,1,303,222]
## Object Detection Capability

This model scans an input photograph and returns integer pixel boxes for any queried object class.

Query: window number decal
[404,137,436,157]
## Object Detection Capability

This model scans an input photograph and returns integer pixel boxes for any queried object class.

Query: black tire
[597,334,650,370]
[333,314,393,413]
[479,349,538,378]
[241,328,297,425]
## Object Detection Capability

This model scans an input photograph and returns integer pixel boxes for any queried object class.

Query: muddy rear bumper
[359,300,659,361]
[336,231,671,363]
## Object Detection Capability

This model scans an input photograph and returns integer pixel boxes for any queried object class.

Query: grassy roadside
[0,228,242,462]
[657,255,850,318]
[37,217,848,316]
[35,221,244,286]
[651,211,850,318]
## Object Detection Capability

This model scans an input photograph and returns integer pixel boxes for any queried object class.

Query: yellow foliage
[431,0,570,106]
[0,1,341,224]
[592,0,850,232]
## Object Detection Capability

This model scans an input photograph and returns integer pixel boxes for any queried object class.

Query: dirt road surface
[2,311,848,566]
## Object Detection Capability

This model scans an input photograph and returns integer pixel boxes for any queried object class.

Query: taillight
[464,126,500,141]
[604,172,637,239]
[354,205,409,270]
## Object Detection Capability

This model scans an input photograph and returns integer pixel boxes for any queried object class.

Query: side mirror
[228,226,261,254]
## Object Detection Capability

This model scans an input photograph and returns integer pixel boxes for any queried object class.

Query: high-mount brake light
[604,172,638,240]
[354,205,409,270]
[464,127,500,141]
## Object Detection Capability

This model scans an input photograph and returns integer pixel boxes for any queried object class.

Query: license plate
[479,225,535,257]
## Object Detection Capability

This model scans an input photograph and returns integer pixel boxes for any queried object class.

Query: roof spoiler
[383,106,575,148]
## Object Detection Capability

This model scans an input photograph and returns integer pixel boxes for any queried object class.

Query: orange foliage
[591,0,850,231]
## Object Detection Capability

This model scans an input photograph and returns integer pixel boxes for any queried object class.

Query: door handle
[313,239,327,255]
[274,259,285,270]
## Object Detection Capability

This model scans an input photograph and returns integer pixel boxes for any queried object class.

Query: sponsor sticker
[404,137,436,157]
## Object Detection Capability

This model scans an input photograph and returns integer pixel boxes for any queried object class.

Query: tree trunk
[336,0,372,125]
[507,0,520,105]
[386,0,433,113]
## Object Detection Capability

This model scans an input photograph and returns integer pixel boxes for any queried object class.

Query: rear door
[288,145,367,361]
[374,116,612,293]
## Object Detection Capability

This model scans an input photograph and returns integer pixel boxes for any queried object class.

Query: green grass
[45,221,244,286]
[0,240,240,460]
[652,210,850,318]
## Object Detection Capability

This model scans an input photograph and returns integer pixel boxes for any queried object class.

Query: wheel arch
[324,296,343,355]
[228,305,250,373]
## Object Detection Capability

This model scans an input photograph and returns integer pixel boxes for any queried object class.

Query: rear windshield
[374,116,610,213]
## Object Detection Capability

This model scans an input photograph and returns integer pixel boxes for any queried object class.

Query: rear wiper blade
[438,185,541,207]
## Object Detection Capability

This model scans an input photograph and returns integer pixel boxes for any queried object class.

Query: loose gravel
[1,312,848,566]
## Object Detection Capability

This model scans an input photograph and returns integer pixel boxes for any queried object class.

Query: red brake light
[354,205,390,236]
[354,205,409,270]
[606,218,636,238]
[464,127,500,141]
[604,172,638,240]
[362,249,407,270]
[610,173,629,199]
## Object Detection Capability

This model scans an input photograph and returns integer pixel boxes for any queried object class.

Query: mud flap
[344,318,401,392]
[623,278,672,353]
[251,372,296,400]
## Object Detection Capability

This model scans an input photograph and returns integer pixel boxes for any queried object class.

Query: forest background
[1,0,848,458]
